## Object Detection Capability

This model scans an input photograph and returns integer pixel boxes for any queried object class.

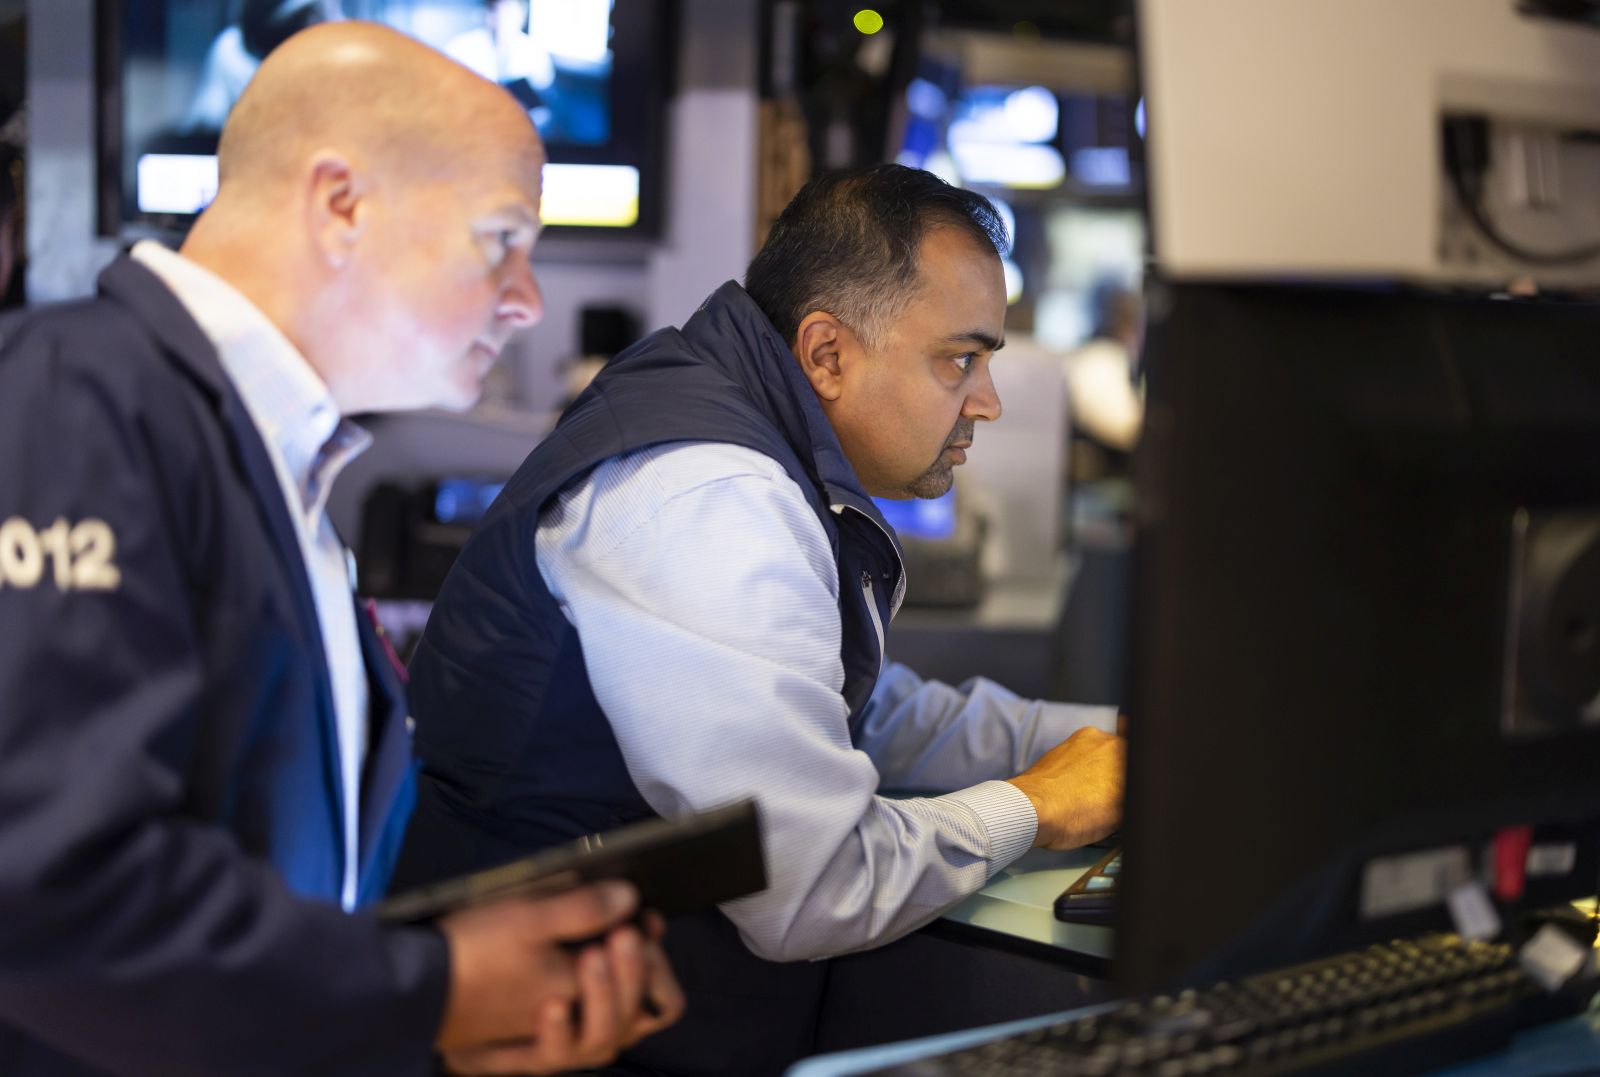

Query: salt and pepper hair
[744,164,1009,351]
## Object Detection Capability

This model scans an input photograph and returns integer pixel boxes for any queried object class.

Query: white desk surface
[936,844,1116,964]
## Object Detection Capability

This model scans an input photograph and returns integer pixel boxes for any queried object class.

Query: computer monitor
[1113,278,1600,994]
[96,0,672,238]
[874,490,958,544]
[1117,0,1600,996]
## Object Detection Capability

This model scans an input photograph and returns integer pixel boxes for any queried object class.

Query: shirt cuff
[939,779,1038,872]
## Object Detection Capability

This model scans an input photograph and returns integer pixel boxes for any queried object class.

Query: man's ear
[305,153,364,271]
[793,311,852,402]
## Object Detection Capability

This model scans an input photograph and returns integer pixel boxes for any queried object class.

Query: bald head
[183,20,547,417]
[217,20,540,198]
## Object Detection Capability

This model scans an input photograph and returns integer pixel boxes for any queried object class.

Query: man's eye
[480,229,524,264]
[952,353,975,374]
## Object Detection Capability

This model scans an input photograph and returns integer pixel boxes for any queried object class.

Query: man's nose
[962,367,1002,422]
[498,257,544,328]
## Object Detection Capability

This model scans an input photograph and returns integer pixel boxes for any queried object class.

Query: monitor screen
[1114,279,1600,994]
[873,489,959,543]
[898,67,1139,197]
[432,476,506,527]
[97,0,670,237]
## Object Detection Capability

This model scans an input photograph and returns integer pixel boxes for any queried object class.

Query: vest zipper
[832,501,907,618]
[860,571,886,674]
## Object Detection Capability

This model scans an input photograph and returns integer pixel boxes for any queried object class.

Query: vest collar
[678,282,904,564]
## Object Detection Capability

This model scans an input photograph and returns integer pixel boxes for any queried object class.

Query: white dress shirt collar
[130,240,371,518]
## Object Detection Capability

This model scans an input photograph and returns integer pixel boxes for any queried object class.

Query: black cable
[1444,118,1600,267]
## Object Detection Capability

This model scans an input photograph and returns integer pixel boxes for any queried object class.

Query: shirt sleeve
[537,442,1039,962]
[0,332,445,1076]
[858,662,1120,791]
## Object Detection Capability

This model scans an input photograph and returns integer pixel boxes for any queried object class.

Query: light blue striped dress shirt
[537,440,1119,961]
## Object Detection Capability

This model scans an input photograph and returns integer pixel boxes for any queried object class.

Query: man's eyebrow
[942,330,1005,353]
[486,203,541,226]
[486,206,544,243]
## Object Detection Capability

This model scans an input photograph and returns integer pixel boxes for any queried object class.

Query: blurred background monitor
[874,489,958,544]
[96,0,673,240]
[888,41,1144,354]
[874,489,988,610]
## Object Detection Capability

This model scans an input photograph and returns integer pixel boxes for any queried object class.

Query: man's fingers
[441,1038,543,1076]
[1006,723,1128,849]
[572,943,626,1064]
[637,932,687,1034]
[518,880,639,942]
[435,884,677,1070]
[607,927,648,1039]
[435,882,636,1053]
[449,999,578,1076]
[532,996,581,1072]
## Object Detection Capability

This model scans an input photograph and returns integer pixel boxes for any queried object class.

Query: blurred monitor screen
[432,477,506,528]
[101,0,669,236]
[899,65,1138,196]
[874,489,958,543]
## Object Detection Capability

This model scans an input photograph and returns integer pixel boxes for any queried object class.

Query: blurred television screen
[103,0,666,233]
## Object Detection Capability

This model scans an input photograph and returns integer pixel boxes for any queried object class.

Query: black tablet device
[379,800,766,924]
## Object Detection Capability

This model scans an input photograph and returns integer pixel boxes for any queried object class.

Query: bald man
[0,22,680,1077]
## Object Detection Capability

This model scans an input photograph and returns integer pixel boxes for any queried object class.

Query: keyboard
[864,934,1581,1075]
[1054,846,1122,925]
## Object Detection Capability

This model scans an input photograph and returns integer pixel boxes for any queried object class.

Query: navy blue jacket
[398,281,906,1076]
[0,258,446,1075]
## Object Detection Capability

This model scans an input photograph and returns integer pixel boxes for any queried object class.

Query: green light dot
[854,9,885,34]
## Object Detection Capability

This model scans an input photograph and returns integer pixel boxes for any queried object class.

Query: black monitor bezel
[1114,278,1600,995]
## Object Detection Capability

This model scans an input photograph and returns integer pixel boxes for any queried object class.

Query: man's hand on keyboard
[1005,726,1126,850]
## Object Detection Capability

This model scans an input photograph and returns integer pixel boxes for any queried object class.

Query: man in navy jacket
[0,22,679,1076]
